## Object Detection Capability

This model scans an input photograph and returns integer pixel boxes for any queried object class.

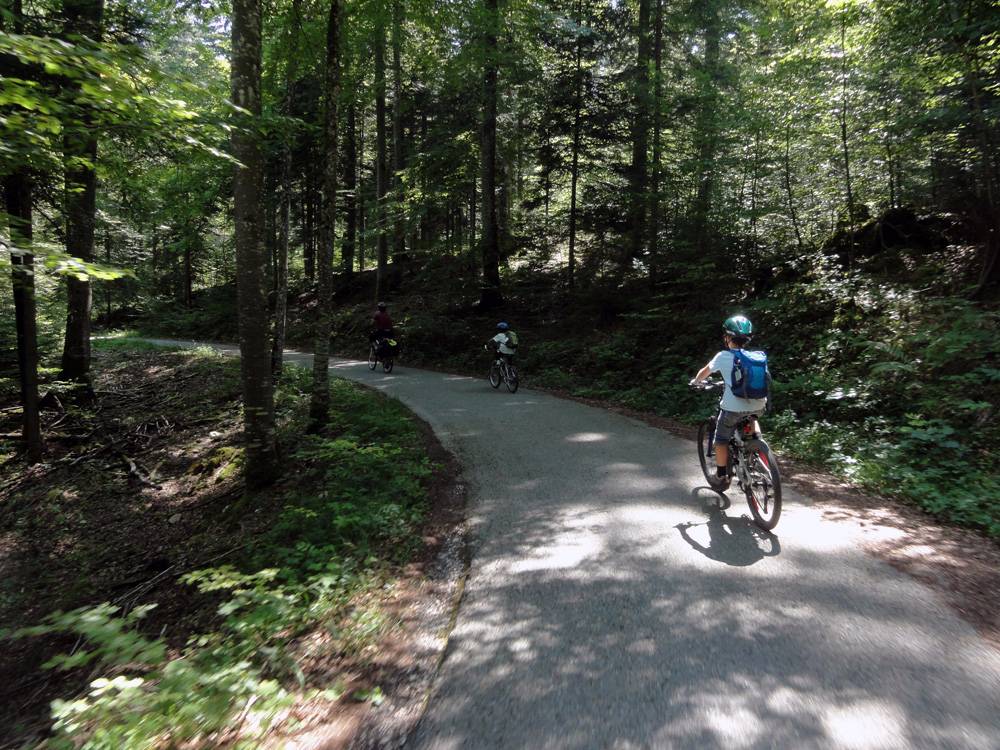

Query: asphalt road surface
[149,341,1000,750]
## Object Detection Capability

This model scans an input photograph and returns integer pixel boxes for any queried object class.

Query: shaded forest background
[2,0,999,533]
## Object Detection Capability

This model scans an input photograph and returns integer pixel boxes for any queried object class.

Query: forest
[1,0,999,745]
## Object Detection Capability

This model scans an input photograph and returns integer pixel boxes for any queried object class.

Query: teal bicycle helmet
[723,315,753,338]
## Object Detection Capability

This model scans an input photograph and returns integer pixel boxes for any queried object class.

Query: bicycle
[690,379,782,530]
[485,344,519,393]
[368,335,397,373]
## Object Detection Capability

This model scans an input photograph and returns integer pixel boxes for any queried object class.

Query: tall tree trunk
[272,175,290,377]
[469,180,476,255]
[358,102,366,272]
[343,102,357,274]
[232,0,278,487]
[567,0,585,290]
[391,0,406,263]
[885,137,896,209]
[374,20,389,301]
[648,0,663,285]
[311,0,342,427]
[104,231,112,319]
[479,0,502,308]
[183,236,193,307]
[749,129,761,248]
[272,0,302,379]
[60,0,104,382]
[304,169,316,281]
[838,10,856,272]
[692,1,721,256]
[4,172,43,463]
[626,0,652,272]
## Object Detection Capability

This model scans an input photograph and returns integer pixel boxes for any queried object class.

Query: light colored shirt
[708,349,767,413]
[492,332,516,355]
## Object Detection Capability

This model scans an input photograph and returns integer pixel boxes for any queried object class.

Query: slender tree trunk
[358,102,366,272]
[838,11,856,271]
[469,180,476,255]
[60,0,104,382]
[692,2,721,256]
[183,237,193,307]
[783,121,804,253]
[304,169,316,281]
[886,137,896,209]
[479,0,502,307]
[272,175,290,377]
[4,171,43,463]
[232,0,278,487]
[343,102,357,274]
[104,231,112,319]
[272,0,302,379]
[648,0,663,285]
[391,0,406,263]
[749,129,761,248]
[567,0,584,290]
[627,0,652,271]
[310,0,342,427]
[374,21,389,301]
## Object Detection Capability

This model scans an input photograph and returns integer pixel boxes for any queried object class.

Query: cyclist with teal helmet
[691,315,767,485]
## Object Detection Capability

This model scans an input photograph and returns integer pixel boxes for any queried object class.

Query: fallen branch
[116,450,160,489]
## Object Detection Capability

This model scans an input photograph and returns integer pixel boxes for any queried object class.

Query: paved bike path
[151,341,1000,749]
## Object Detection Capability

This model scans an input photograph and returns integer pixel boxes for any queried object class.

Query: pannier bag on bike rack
[378,339,399,358]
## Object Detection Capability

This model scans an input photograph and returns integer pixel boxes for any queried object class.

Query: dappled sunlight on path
[143,341,1000,749]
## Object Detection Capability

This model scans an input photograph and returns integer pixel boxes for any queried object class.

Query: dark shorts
[714,409,762,443]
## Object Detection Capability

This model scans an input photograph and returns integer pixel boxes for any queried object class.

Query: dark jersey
[373,311,393,331]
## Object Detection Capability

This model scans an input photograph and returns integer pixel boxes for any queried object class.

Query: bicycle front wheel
[489,363,501,388]
[697,418,717,484]
[368,346,378,371]
[742,438,782,530]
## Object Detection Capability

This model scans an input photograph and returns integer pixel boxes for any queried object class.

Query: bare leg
[715,443,728,473]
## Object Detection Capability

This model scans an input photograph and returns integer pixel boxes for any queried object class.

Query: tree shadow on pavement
[411,491,1000,750]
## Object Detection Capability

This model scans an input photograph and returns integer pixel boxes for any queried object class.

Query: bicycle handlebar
[689,378,724,392]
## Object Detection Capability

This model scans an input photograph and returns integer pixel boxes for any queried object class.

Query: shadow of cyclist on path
[676,488,781,566]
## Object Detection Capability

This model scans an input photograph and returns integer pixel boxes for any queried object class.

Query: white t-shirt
[708,349,767,413]
[492,332,516,355]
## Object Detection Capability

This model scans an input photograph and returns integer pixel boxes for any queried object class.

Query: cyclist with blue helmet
[691,315,767,484]
[487,322,518,363]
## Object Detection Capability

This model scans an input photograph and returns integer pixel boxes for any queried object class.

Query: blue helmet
[497,322,509,331]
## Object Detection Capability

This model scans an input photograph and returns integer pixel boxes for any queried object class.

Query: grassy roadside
[0,340,454,748]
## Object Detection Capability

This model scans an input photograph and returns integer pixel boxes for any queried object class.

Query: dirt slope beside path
[148,340,1000,750]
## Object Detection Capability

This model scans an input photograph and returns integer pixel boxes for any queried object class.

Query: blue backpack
[731,349,770,400]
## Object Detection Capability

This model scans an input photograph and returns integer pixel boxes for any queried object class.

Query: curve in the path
[149,341,1000,750]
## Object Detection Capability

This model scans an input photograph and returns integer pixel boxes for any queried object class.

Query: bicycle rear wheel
[742,438,782,530]
[505,364,519,393]
[383,358,394,373]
